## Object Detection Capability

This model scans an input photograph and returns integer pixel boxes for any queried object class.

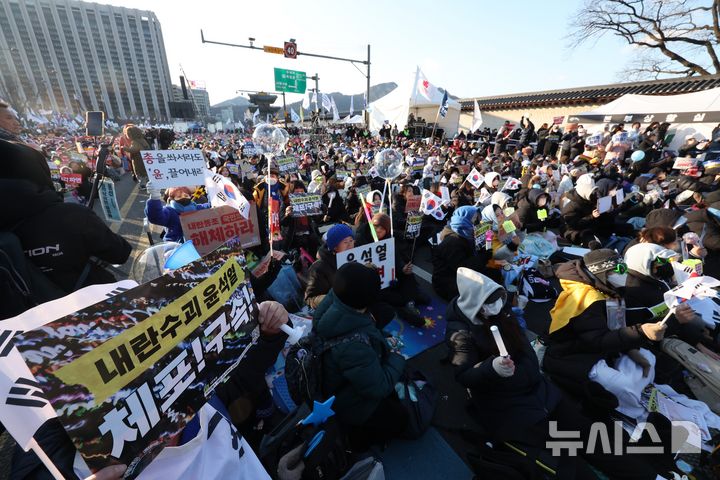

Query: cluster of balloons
[252,123,289,157]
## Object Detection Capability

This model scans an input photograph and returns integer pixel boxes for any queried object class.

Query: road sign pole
[366,44,371,127]
[282,91,288,128]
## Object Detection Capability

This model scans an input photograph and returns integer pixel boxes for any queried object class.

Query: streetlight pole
[366,45,371,126]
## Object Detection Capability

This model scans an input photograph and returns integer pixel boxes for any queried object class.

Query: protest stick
[490,325,509,357]
[28,438,65,480]
[409,235,418,261]
[387,179,394,237]
[358,191,378,242]
[267,161,273,258]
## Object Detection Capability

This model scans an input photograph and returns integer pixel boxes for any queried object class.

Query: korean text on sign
[336,238,396,289]
[289,193,323,217]
[141,149,206,188]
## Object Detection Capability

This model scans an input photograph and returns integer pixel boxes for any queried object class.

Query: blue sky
[102,0,632,105]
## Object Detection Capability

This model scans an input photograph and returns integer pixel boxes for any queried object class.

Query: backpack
[0,232,65,320]
[518,267,557,303]
[662,338,720,414]
[285,331,371,406]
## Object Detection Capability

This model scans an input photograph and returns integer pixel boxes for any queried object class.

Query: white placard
[141,149,206,188]
[597,195,613,214]
[336,238,396,289]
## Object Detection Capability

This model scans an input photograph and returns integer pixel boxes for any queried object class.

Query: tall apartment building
[0,0,174,121]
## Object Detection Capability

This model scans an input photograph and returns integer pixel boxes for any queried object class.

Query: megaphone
[164,240,201,270]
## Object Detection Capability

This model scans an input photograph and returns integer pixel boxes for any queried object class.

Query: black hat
[333,262,381,310]
[583,248,625,283]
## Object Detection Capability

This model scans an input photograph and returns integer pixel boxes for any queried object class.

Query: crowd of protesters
[4,95,720,479]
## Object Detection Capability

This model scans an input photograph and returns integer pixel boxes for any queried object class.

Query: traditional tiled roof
[460,74,720,111]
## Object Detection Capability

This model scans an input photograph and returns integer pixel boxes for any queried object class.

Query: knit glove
[146,181,162,200]
[277,444,305,480]
[492,356,515,378]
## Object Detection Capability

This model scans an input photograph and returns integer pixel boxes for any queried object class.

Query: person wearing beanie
[432,206,495,301]
[313,263,407,450]
[304,223,354,309]
[544,249,667,410]
[145,183,211,243]
[444,268,655,479]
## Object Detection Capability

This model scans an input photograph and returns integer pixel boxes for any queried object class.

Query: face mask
[268,177,278,186]
[176,198,192,207]
[481,298,504,317]
[607,272,627,288]
[532,184,541,189]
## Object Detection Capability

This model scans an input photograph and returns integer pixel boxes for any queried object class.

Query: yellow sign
[55,258,244,403]
[263,45,284,55]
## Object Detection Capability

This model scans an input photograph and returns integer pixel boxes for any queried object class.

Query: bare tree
[569,0,720,79]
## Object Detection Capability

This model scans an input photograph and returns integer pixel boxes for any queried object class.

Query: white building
[0,0,173,120]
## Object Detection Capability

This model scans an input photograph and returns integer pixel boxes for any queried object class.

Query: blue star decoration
[300,396,336,427]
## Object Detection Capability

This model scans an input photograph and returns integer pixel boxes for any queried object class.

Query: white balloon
[252,123,276,154]
[374,148,404,180]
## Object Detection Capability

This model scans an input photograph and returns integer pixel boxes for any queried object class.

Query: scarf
[549,279,607,333]
[170,200,198,213]
[450,205,477,240]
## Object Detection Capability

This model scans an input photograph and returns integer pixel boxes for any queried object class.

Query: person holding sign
[145,184,211,243]
[280,180,321,256]
[304,224,355,309]
[446,267,660,480]
[515,189,562,233]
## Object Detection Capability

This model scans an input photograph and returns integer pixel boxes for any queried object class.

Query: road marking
[110,185,141,234]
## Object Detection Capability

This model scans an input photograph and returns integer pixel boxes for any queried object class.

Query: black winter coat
[686,207,720,278]
[0,139,56,193]
[304,246,337,308]
[445,300,561,438]
[516,190,562,233]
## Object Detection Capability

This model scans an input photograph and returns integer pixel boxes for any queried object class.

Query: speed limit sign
[284,41,297,59]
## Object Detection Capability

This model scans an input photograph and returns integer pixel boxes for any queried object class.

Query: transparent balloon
[130,241,181,284]
[252,123,276,154]
[373,148,404,179]
[272,127,290,154]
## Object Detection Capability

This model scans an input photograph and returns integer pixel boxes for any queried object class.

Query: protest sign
[337,239,396,289]
[440,186,451,206]
[226,164,239,175]
[673,157,697,170]
[0,281,137,451]
[474,223,492,249]
[459,164,470,175]
[98,178,122,223]
[47,162,60,181]
[405,194,421,212]
[405,212,423,239]
[357,184,371,200]
[60,172,82,185]
[243,142,257,156]
[289,193,323,217]
[276,156,298,174]
[15,239,259,478]
[597,195,613,214]
[180,205,260,256]
[141,150,206,188]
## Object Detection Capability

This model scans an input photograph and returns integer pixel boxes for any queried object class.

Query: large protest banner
[180,206,261,256]
[15,239,260,478]
[337,239,395,289]
[289,193,323,217]
[141,150,206,188]
[0,281,137,452]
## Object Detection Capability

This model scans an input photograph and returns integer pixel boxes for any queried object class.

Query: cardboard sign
[14,239,259,478]
[289,193,323,217]
[180,205,260,256]
[98,178,122,223]
[276,156,298,174]
[141,149,206,188]
[336,239,396,289]
[60,172,82,185]
[405,212,423,239]
[673,157,697,170]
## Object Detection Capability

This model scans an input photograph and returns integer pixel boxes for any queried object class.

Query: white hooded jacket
[456,267,503,324]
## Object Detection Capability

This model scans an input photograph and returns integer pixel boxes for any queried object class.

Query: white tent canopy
[335,114,364,125]
[573,87,720,149]
[368,70,461,136]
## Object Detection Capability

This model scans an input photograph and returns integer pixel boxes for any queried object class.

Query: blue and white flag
[290,108,301,124]
[349,95,354,116]
[439,90,449,118]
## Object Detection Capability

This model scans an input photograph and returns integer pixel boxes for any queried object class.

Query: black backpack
[285,331,370,406]
[0,232,65,320]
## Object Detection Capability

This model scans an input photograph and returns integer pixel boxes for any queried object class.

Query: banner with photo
[14,238,260,479]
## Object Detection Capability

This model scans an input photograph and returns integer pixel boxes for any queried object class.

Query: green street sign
[274,68,307,94]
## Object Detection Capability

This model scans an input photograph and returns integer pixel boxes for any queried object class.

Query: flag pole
[430,104,441,143]
[28,438,65,480]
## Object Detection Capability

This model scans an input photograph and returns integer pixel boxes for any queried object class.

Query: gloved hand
[492,356,515,378]
[146,181,162,200]
[277,444,305,480]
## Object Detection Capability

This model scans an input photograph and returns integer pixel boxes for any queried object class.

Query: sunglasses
[654,256,672,265]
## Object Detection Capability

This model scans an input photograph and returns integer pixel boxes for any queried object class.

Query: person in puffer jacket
[145,183,211,243]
